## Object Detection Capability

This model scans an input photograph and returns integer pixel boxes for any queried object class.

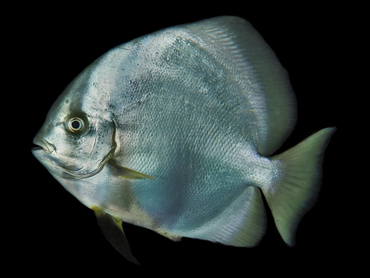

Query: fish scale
[33,16,335,264]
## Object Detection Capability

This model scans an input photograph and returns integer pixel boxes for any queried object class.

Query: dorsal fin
[183,16,297,156]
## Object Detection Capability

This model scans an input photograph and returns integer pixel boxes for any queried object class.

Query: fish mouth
[32,138,56,154]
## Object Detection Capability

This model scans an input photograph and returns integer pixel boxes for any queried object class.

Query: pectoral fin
[92,206,139,265]
[108,160,155,180]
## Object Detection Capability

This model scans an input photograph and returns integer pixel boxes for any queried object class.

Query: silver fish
[32,16,335,264]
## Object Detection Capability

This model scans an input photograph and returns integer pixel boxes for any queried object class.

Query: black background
[8,2,361,276]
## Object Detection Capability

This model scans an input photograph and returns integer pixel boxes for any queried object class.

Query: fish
[32,16,336,264]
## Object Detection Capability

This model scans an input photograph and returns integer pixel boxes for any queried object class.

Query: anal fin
[191,186,267,247]
[92,206,139,265]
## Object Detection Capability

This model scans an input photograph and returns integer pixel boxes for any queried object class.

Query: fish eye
[68,117,84,133]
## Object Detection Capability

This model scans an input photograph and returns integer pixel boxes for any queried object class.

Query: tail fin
[262,127,336,246]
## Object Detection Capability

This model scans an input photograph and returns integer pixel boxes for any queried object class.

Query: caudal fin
[262,127,336,246]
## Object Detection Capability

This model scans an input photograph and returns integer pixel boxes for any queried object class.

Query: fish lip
[32,138,56,154]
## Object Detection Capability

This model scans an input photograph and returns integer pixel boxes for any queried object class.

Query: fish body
[32,16,335,263]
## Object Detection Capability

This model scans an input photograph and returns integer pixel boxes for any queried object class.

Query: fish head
[32,72,116,180]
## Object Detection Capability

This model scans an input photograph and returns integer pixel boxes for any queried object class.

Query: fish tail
[262,127,336,246]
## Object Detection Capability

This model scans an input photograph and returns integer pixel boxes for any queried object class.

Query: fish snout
[33,136,56,154]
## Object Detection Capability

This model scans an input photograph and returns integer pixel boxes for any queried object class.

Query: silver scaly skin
[33,16,335,264]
